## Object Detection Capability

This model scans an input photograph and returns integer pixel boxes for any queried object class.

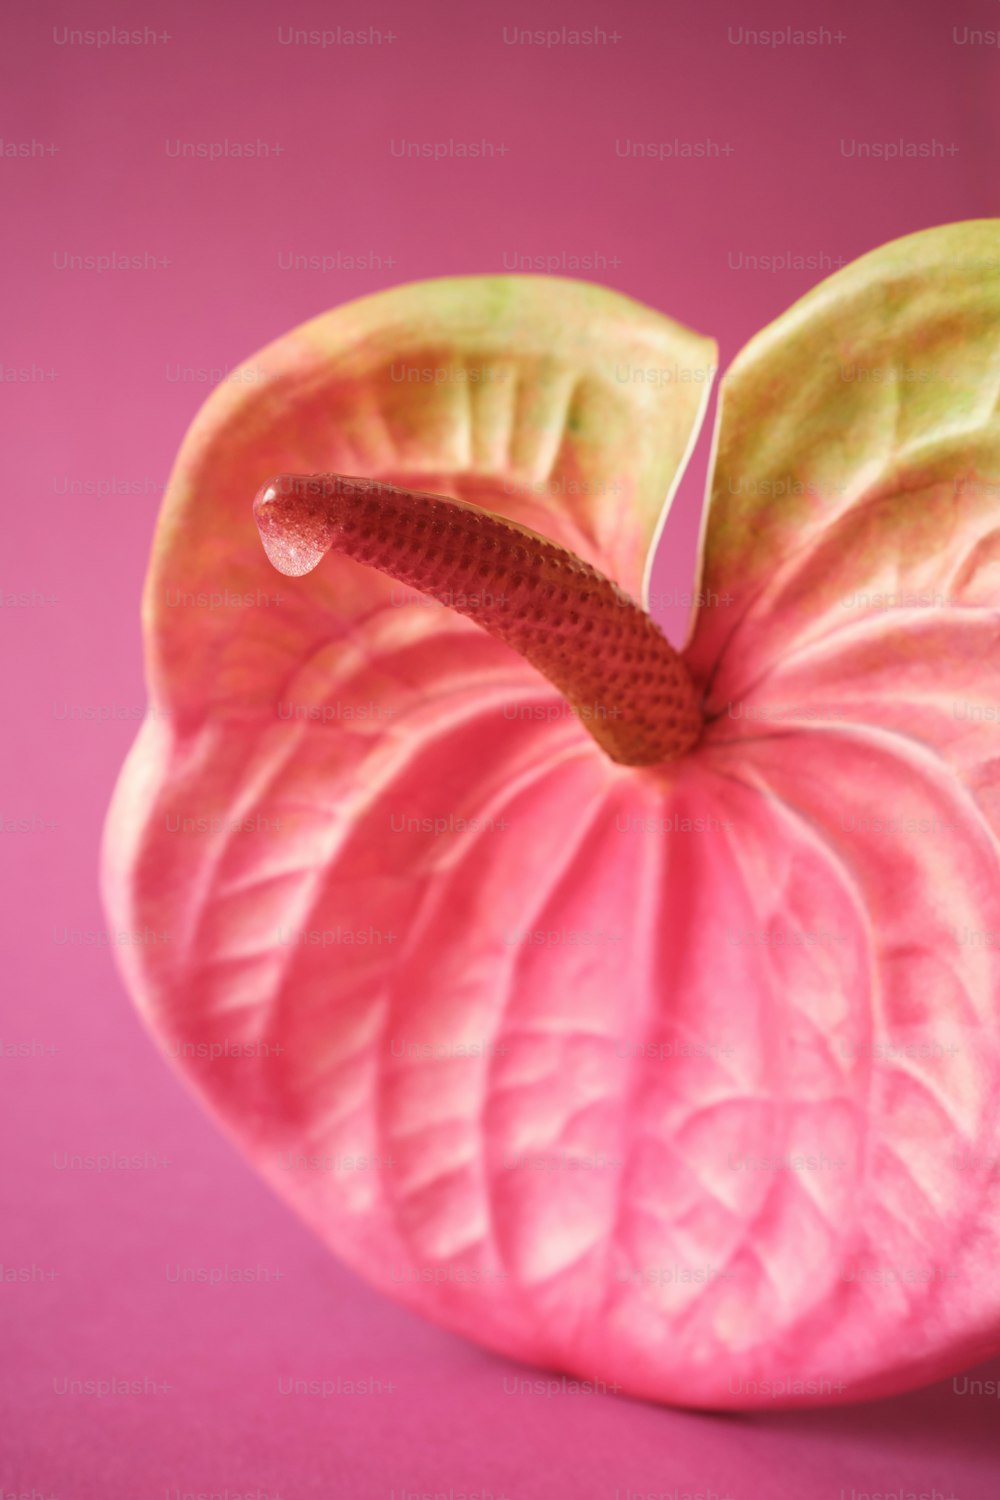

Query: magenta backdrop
[3,0,1000,1494]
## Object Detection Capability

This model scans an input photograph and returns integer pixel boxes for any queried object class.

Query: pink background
[3,0,1000,1493]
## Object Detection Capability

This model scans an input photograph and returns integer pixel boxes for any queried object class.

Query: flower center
[254,473,703,767]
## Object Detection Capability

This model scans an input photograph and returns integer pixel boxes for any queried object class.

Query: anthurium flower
[104,221,1000,1409]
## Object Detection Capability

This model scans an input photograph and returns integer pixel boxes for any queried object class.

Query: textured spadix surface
[103,227,1000,1408]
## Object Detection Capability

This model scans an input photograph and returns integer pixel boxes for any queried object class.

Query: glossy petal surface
[104,233,1000,1407]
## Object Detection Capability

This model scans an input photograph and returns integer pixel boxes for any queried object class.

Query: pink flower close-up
[104,221,1000,1410]
[9,6,1000,1493]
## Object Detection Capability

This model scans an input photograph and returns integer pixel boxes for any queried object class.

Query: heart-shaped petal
[104,233,1000,1408]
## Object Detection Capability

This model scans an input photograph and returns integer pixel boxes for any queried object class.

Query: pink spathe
[104,227,1000,1410]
